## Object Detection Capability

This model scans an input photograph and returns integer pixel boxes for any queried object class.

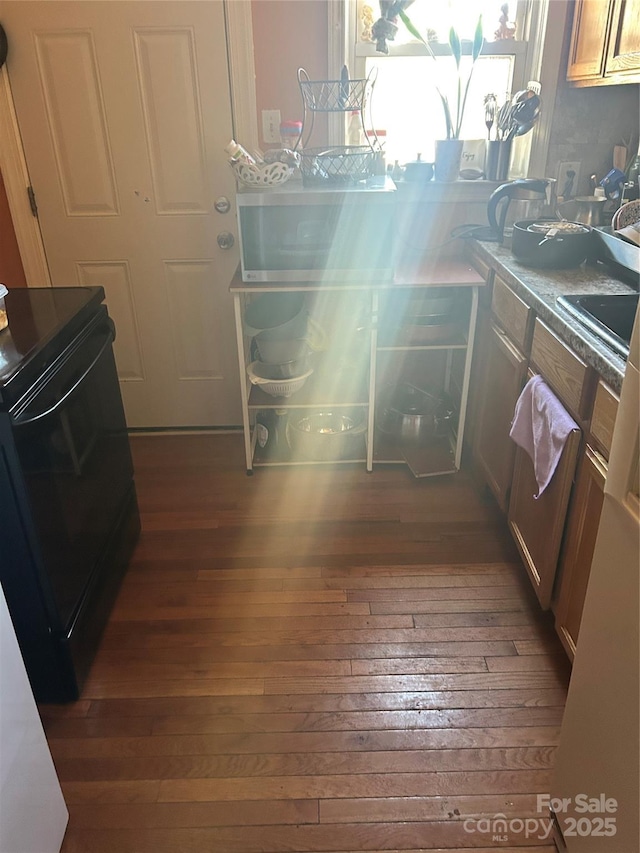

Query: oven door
[10,310,133,633]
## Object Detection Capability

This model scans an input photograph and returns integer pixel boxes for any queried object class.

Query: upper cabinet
[567,0,640,86]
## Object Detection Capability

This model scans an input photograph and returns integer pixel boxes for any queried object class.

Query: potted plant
[374,3,484,181]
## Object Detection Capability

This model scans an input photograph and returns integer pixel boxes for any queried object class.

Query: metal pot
[286,410,367,461]
[378,384,452,442]
[511,219,592,269]
[558,196,607,227]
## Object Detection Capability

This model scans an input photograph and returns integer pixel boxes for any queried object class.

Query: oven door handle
[13,327,115,427]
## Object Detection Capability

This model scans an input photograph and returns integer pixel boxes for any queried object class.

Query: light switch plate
[557,161,582,199]
[262,109,281,144]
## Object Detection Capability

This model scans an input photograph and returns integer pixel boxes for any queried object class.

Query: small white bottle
[225,139,256,166]
[347,112,362,146]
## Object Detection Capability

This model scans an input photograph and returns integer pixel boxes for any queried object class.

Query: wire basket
[300,146,376,185]
[298,69,373,112]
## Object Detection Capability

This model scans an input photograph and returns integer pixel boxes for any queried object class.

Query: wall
[0,168,27,287]
[545,14,639,196]
[251,0,329,149]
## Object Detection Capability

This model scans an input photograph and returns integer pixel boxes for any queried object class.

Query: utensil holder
[486,140,512,182]
[496,139,513,182]
[486,141,500,181]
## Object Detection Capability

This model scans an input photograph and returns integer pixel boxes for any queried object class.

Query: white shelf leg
[367,291,379,472]
[233,293,254,473]
[454,286,479,470]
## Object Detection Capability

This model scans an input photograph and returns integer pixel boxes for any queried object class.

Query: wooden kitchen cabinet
[473,319,528,511]
[567,0,640,86]
[471,275,531,511]
[508,317,588,610]
[508,410,581,610]
[554,444,607,660]
[554,380,618,658]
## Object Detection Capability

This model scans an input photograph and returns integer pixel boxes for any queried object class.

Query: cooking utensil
[511,218,592,268]
[515,119,536,137]
[558,195,607,227]
[496,99,514,140]
[484,94,497,140]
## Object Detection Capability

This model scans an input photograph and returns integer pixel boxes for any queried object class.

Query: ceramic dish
[612,199,640,232]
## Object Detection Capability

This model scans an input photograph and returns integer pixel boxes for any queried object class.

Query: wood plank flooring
[40,434,569,852]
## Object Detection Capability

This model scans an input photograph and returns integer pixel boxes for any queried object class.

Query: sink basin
[557,292,639,359]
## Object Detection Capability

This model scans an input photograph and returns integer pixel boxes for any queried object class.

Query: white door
[2,1,242,427]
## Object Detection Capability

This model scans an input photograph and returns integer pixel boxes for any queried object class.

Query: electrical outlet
[557,161,582,199]
[262,109,281,144]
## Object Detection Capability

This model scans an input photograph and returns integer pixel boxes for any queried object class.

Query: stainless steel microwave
[236,178,397,282]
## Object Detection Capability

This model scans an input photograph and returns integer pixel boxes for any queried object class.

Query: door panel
[2,1,241,427]
[134,28,210,214]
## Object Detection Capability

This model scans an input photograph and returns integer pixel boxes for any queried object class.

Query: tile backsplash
[546,82,639,197]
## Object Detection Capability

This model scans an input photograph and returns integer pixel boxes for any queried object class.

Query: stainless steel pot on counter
[511,219,592,268]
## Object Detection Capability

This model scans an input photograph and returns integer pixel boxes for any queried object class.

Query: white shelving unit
[230,262,482,476]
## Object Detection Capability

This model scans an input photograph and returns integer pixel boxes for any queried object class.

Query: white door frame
[0,0,257,289]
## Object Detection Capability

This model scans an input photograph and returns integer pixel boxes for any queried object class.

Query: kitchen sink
[557,292,639,359]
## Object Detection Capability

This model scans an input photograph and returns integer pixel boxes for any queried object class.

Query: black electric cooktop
[0,286,104,408]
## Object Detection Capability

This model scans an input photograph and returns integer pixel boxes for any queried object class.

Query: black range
[0,287,140,702]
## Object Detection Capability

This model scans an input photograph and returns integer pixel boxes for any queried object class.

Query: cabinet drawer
[590,380,619,457]
[530,319,589,418]
[467,250,492,283]
[491,275,531,352]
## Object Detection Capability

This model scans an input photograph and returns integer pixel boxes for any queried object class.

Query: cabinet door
[567,0,613,81]
[605,0,640,78]
[473,320,528,512]
[554,445,606,661]
[508,428,582,610]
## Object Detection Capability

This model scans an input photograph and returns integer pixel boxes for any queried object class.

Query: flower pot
[434,139,463,182]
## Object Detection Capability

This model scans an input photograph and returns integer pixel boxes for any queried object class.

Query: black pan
[511,219,592,269]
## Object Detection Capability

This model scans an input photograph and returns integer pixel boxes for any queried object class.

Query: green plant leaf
[398,9,432,54]
[449,26,461,70]
[472,15,484,62]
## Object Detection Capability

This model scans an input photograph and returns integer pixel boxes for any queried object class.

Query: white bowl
[247,361,313,397]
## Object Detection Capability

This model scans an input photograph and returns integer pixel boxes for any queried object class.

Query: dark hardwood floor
[40,434,569,852]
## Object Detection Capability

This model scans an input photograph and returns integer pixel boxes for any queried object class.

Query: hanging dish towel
[509,374,579,498]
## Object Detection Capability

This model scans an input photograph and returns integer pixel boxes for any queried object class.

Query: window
[348,0,532,168]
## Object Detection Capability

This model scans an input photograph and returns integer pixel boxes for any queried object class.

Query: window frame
[328,0,570,181]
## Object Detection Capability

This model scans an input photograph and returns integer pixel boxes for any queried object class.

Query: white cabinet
[230,262,482,476]
[0,586,68,853]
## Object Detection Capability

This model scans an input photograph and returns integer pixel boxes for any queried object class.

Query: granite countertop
[471,240,637,393]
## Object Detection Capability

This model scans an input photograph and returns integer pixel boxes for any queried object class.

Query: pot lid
[527,220,589,235]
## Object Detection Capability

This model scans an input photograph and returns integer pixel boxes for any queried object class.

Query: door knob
[214,196,231,214]
[217,231,235,250]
